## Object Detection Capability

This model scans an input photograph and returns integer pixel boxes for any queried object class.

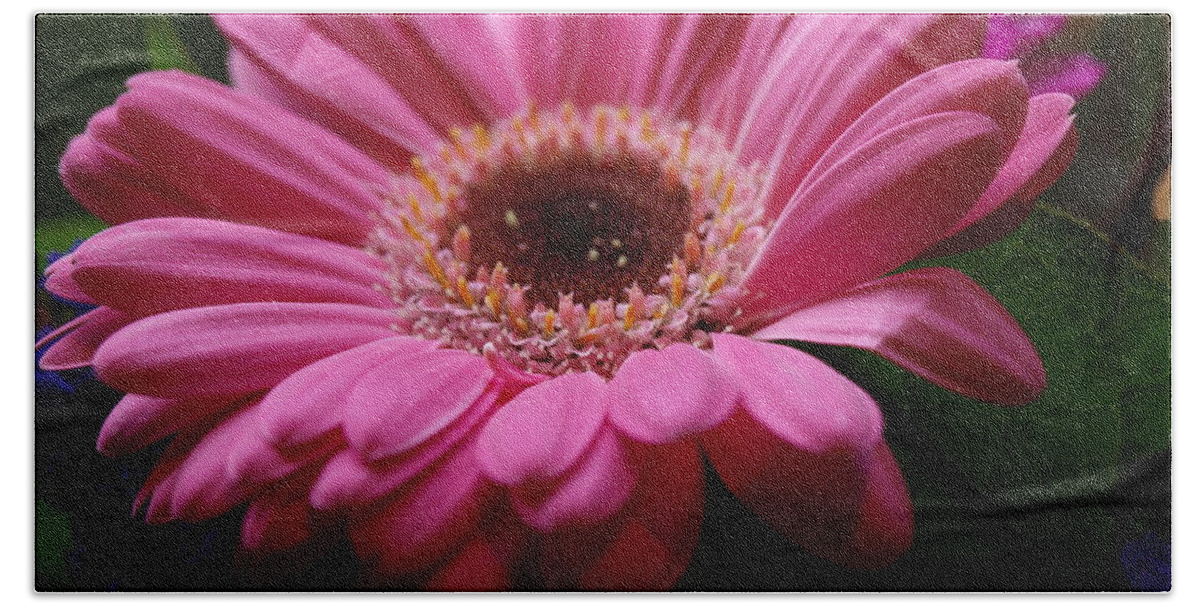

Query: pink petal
[58,110,208,225]
[92,302,397,398]
[43,254,97,305]
[608,344,739,444]
[348,446,496,578]
[925,93,1078,256]
[69,70,392,246]
[39,307,134,371]
[737,110,1006,329]
[1026,54,1107,99]
[631,14,752,120]
[305,15,491,133]
[539,441,703,590]
[256,336,436,451]
[241,491,314,554]
[342,350,494,461]
[142,406,271,522]
[729,14,985,217]
[97,393,246,457]
[308,382,503,510]
[426,538,511,591]
[754,266,1046,406]
[215,14,439,168]
[476,372,608,486]
[797,59,1029,199]
[510,426,636,532]
[710,334,882,453]
[53,217,391,317]
[703,407,912,569]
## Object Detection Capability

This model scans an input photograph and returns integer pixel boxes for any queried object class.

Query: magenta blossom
[38,14,1077,589]
[984,14,1107,100]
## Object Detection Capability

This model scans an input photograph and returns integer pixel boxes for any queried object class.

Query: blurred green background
[34,14,1170,590]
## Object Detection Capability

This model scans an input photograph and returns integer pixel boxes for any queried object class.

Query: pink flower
[984,14,1107,100]
[39,14,1076,589]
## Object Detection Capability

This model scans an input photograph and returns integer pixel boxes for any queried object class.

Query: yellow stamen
[587,302,600,329]
[410,158,442,202]
[543,309,557,338]
[706,272,726,293]
[594,110,609,148]
[456,276,476,308]
[727,220,746,246]
[711,167,725,198]
[511,316,529,334]
[671,258,686,308]
[678,127,691,167]
[485,289,502,317]
[623,303,637,331]
[640,112,654,142]
[684,233,703,266]
[449,127,468,158]
[452,224,472,262]
[406,193,425,223]
[617,106,631,123]
[423,249,450,290]
[720,182,736,213]
[399,215,429,246]
[472,124,491,153]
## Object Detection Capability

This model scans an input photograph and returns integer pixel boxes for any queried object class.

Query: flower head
[40,14,1076,589]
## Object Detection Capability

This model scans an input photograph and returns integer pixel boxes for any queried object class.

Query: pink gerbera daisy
[38,14,1078,589]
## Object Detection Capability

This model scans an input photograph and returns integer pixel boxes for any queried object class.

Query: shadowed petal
[754,266,1045,405]
[52,217,392,317]
[703,406,911,569]
[736,110,1006,329]
[39,307,135,371]
[216,14,440,167]
[710,334,882,453]
[97,393,247,457]
[511,426,636,532]
[92,302,397,398]
[256,336,435,451]
[62,70,393,246]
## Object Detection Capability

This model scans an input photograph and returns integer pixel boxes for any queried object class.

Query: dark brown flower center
[458,151,692,306]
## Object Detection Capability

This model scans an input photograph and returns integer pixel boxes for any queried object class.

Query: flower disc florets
[373,104,770,377]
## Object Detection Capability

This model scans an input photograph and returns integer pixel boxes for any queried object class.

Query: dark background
[34,14,1171,591]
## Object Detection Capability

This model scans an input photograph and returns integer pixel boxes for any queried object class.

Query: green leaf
[35,214,109,272]
[145,15,202,73]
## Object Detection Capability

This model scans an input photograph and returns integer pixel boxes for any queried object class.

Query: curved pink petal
[342,349,494,462]
[925,93,1078,256]
[476,371,608,486]
[305,15,491,132]
[349,446,496,579]
[737,110,1007,329]
[92,302,398,398]
[510,426,635,532]
[241,490,314,554]
[256,336,436,451]
[539,441,703,590]
[43,255,97,305]
[755,267,1045,406]
[39,307,135,371]
[216,14,439,168]
[711,334,882,453]
[58,113,207,225]
[66,70,392,246]
[309,382,503,511]
[141,406,272,522]
[730,14,985,217]
[797,58,1029,198]
[97,393,246,457]
[703,407,911,569]
[608,343,739,444]
[51,217,392,317]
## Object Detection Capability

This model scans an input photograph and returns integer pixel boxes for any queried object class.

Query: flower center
[371,104,769,377]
